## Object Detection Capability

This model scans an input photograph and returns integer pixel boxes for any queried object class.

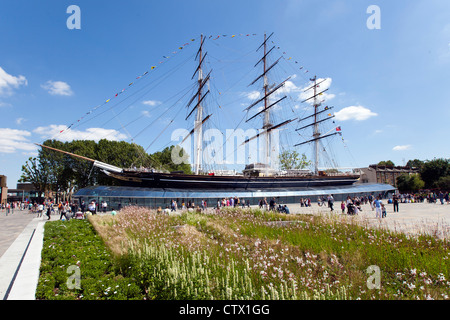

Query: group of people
[426,191,449,205]
[316,194,387,219]
[393,191,450,204]
[28,200,75,220]
[257,197,291,214]
[21,199,112,220]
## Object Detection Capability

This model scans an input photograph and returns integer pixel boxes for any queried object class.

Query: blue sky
[1,0,450,188]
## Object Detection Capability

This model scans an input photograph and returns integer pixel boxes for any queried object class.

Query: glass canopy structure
[74,183,396,210]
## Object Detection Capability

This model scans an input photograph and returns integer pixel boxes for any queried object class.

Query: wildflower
[407,283,416,290]
[410,268,417,276]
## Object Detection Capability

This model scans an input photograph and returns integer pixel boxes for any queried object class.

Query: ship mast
[194,34,204,175]
[185,34,210,175]
[312,76,320,175]
[244,32,296,173]
[262,33,271,173]
[295,76,340,174]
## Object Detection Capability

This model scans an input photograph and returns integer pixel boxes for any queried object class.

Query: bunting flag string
[57,33,260,136]
[271,40,311,75]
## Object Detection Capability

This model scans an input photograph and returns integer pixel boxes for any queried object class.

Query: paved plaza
[288,201,450,238]
[0,201,449,300]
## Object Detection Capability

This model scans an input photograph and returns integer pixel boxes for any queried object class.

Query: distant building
[0,175,7,205]
[358,165,419,187]
[7,183,43,203]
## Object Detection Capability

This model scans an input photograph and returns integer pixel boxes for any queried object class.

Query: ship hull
[104,171,360,190]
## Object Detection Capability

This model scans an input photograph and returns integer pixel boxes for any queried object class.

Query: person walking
[46,204,52,220]
[59,203,68,220]
[327,194,334,211]
[37,203,44,218]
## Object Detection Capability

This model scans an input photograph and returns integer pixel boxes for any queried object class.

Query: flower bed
[37,207,450,300]
[36,219,143,300]
[92,207,450,300]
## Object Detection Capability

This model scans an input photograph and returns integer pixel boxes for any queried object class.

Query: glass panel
[73,184,396,209]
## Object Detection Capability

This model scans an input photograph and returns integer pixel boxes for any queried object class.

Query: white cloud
[141,110,151,117]
[0,67,27,96]
[245,91,261,100]
[334,106,378,121]
[16,117,26,125]
[142,100,162,106]
[0,128,36,153]
[0,102,12,108]
[41,80,73,96]
[393,145,412,151]
[33,125,127,142]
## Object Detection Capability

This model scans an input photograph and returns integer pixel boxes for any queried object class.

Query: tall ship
[37,33,360,190]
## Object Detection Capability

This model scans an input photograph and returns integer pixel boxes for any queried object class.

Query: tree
[435,176,450,191]
[396,175,409,193]
[396,174,425,193]
[24,140,193,196]
[406,159,424,169]
[150,145,192,174]
[19,157,52,203]
[378,160,395,167]
[408,175,425,192]
[420,158,450,189]
[279,150,311,170]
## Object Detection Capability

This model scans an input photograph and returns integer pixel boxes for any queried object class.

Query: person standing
[341,201,346,214]
[393,194,399,212]
[374,197,383,219]
[88,201,96,215]
[269,198,275,211]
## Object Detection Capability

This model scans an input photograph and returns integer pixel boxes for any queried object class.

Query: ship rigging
[36,32,360,190]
